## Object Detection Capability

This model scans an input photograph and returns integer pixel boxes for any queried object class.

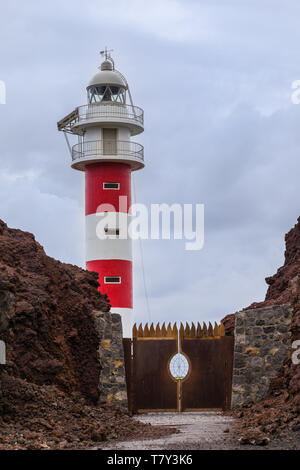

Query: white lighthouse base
[110,307,133,338]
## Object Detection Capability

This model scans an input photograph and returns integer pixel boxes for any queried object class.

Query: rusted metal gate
[123,322,234,414]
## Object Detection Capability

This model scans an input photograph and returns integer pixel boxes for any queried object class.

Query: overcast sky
[0,0,300,326]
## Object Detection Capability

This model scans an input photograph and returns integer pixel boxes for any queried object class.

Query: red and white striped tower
[58,50,144,337]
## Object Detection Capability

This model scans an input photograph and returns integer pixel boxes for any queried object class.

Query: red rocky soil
[0,373,172,450]
[0,220,173,449]
[223,218,300,445]
[223,218,300,337]
[0,219,110,402]
[247,216,300,311]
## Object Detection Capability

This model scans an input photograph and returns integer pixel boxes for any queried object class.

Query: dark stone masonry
[93,310,128,409]
[232,305,292,407]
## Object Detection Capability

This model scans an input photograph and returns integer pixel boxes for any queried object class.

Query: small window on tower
[104,276,121,284]
[103,182,120,190]
[104,227,120,236]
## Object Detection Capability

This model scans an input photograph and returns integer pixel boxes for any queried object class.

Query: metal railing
[76,103,144,127]
[72,140,144,162]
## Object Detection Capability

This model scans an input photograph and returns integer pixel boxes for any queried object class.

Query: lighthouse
[57,50,144,338]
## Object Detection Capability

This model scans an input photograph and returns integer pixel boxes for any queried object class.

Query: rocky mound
[247,217,300,310]
[246,218,300,414]
[222,218,300,337]
[0,372,172,450]
[0,219,176,448]
[0,219,111,403]
[221,313,235,336]
[230,218,300,442]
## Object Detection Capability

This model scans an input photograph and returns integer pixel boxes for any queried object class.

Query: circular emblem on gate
[169,353,190,380]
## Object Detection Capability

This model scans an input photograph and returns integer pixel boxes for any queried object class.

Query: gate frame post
[122,338,134,415]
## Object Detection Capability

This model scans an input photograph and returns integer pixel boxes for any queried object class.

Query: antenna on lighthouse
[100,47,115,69]
[98,47,135,109]
[100,46,114,60]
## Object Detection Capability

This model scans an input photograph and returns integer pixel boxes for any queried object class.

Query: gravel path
[99,412,300,450]
[100,412,237,450]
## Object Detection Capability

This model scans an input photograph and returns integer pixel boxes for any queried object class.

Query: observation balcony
[63,103,144,136]
[71,140,144,171]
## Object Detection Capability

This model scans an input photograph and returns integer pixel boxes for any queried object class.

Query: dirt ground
[98,412,300,450]
[0,374,175,450]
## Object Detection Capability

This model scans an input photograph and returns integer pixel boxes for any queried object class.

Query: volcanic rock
[0,219,176,449]
[0,219,110,402]
[231,217,300,441]
[246,217,300,310]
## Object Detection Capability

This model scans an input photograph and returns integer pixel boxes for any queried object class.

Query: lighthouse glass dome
[87,62,127,104]
[88,85,126,104]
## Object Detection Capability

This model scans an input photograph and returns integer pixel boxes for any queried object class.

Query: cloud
[0,0,300,326]
[0,169,85,266]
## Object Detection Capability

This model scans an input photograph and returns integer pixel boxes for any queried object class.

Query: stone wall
[232,305,292,407]
[93,310,128,409]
